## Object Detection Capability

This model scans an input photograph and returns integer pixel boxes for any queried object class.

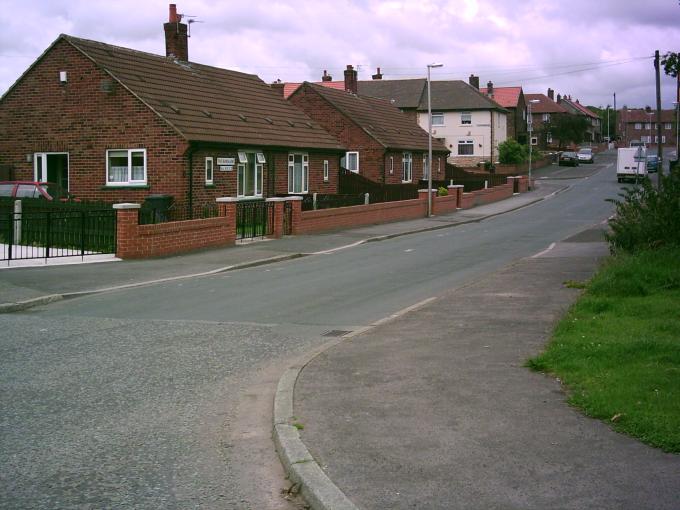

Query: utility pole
[613,92,617,143]
[654,50,663,187]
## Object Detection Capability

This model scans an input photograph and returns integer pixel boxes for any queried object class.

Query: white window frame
[238,151,248,163]
[237,151,263,197]
[437,157,441,174]
[665,123,672,130]
[542,113,551,122]
[346,151,359,173]
[634,123,642,130]
[323,160,329,182]
[457,140,474,155]
[460,112,472,125]
[402,152,412,183]
[389,156,394,174]
[256,152,266,164]
[644,123,651,130]
[546,132,553,144]
[205,157,214,185]
[288,152,309,194]
[431,112,444,126]
[423,154,429,180]
[531,136,538,146]
[106,148,147,186]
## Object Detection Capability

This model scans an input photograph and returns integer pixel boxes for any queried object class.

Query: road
[0,153,621,509]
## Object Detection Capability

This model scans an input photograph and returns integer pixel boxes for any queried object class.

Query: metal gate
[235,200,274,241]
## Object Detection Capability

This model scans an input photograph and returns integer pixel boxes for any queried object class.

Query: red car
[0,181,68,200]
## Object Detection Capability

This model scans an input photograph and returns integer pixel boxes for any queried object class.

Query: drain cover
[321,330,351,337]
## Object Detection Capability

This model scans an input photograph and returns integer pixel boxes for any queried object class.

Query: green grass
[528,246,680,452]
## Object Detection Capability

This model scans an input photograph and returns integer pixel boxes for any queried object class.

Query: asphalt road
[0,153,622,509]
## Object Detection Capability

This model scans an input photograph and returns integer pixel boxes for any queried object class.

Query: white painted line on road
[404,248,414,252]
[531,242,556,258]
[308,239,367,255]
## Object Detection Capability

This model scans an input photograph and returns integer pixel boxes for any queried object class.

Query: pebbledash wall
[112,176,529,259]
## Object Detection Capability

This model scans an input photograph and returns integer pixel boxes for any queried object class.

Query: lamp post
[606,104,610,143]
[527,99,540,190]
[427,63,443,217]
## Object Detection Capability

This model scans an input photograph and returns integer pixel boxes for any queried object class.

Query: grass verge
[527,246,680,453]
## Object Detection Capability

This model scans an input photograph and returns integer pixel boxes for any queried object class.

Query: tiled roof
[618,109,676,123]
[482,86,522,108]
[62,35,345,150]
[525,93,569,114]
[283,81,344,99]
[299,82,448,152]
[560,97,599,119]
[358,79,506,112]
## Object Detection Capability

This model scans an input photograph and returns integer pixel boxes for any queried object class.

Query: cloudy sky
[1,0,679,109]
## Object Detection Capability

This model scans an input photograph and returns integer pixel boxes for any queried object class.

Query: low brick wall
[298,198,428,234]
[460,182,515,209]
[494,157,551,175]
[433,193,459,214]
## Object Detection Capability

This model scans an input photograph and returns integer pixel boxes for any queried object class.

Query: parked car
[0,181,68,200]
[577,148,594,164]
[558,152,580,166]
[646,155,659,173]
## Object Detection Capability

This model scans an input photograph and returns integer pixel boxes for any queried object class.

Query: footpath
[0,182,563,312]
[282,228,680,510]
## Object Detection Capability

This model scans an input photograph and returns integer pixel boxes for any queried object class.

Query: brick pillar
[448,185,464,209]
[216,197,238,240]
[113,203,141,259]
[266,198,286,239]
[286,196,303,235]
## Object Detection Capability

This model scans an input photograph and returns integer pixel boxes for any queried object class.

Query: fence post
[266,197,286,239]
[13,200,21,245]
[313,192,318,210]
[113,203,141,259]
[448,185,464,209]
[364,193,370,205]
[285,196,303,235]
[216,197,238,242]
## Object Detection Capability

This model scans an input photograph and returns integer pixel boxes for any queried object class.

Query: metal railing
[301,193,366,211]
[236,200,274,240]
[1,207,116,262]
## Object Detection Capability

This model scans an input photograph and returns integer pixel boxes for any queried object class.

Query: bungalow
[0,4,345,211]
[287,72,449,185]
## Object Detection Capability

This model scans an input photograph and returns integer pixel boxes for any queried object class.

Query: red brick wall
[460,183,514,209]
[0,38,190,204]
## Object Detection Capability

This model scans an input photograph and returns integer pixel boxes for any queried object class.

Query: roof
[358,79,507,112]
[482,86,522,108]
[296,82,448,152]
[524,94,569,114]
[283,81,344,99]
[560,97,599,119]
[58,35,345,150]
[618,109,676,123]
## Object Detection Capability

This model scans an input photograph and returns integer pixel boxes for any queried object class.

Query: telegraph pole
[654,50,663,188]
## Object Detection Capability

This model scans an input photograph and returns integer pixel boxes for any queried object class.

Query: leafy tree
[661,52,679,78]
[498,138,528,164]
[548,115,590,148]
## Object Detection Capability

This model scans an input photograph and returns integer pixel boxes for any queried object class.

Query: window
[402,152,412,182]
[546,132,553,144]
[522,109,526,120]
[345,151,359,173]
[437,157,441,174]
[237,151,263,197]
[460,112,472,125]
[323,160,329,182]
[205,157,213,185]
[423,154,429,180]
[634,123,642,130]
[531,136,538,145]
[107,149,146,185]
[665,123,672,130]
[644,123,651,130]
[542,113,551,122]
[457,140,474,155]
[431,112,444,126]
[389,156,394,174]
[288,153,309,193]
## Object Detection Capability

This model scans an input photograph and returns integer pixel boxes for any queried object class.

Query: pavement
[283,228,680,510]
[0,180,565,312]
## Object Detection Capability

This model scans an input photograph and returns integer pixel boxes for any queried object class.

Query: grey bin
[143,194,174,223]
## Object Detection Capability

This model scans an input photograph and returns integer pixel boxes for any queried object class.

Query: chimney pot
[556,93,562,103]
[344,64,358,94]
[487,80,493,96]
[164,3,188,61]
[547,88,554,100]
[321,70,333,82]
[169,3,179,23]
[469,74,480,89]
[372,67,383,80]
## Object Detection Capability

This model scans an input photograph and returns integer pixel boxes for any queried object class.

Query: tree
[548,115,590,148]
[661,52,679,78]
[498,138,527,164]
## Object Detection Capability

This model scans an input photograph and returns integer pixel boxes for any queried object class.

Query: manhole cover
[322,330,351,337]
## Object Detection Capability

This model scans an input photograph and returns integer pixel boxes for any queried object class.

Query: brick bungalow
[474,76,527,144]
[0,4,345,211]
[287,74,449,185]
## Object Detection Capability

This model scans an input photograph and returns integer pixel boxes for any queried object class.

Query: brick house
[0,5,344,211]
[617,107,678,149]
[287,76,449,185]
[558,95,602,143]
[524,91,571,149]
[475,76,527,144]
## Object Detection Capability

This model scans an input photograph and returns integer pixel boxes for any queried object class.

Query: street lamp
[427,62,443,217]
[527,99,540,190]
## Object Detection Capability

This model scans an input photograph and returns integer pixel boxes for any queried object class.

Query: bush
[498,138,528,164]
[606,169,680,253]
[437,186,448,196]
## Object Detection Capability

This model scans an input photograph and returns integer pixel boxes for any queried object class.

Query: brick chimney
[270,80,285,97]
[321,70,333,82]
[344,65,358,94]
[547,88,554,100]
[372,67,383,80]
[487,80,494,96]
[469,74,480,89]
[164,4,188,61]
[556,93,562,103]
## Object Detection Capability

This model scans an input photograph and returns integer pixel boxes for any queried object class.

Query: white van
[617,147,647,182]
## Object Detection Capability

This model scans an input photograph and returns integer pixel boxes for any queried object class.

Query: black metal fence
[339,168,419,205]
[440,165,509,192]
[301,193,366,211]
[236,200,274,240]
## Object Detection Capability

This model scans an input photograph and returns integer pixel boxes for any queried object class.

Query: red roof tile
[482,86,522,108]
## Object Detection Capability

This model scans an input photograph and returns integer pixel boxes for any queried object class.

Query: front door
[34,153,69,191]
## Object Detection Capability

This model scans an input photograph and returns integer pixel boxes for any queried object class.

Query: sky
[1,0,679,109]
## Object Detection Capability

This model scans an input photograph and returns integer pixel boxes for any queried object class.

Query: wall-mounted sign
[217,157,235,166]
[219,166,233,172]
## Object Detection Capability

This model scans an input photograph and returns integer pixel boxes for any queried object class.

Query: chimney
[344,64,358,94]
[486,81,493,96]
[164,4,188,61]
[469,74,480,89]
[556,93,562,103]
[270,80,285,97]
[372,67,383,80]
[547,88,554,100]
[321,70,332,82]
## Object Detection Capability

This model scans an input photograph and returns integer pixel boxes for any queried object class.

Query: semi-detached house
[0,5,345,212]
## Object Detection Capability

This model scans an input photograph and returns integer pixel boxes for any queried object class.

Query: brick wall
[460,182,514,208]
[0,38,190,204]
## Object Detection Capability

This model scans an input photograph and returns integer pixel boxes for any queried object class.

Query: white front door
[34,152,69,191]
